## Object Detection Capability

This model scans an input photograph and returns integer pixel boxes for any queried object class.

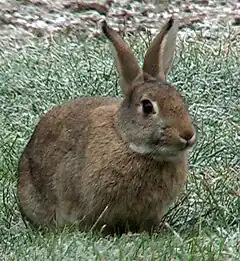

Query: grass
[0,30,239,260]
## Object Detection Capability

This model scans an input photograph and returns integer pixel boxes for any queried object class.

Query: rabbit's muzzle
[160,126,196,154]
[129,124,197,160]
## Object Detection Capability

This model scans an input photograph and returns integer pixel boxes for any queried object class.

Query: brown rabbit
[18,17,196,235]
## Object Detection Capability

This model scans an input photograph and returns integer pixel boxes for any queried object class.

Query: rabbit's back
[18,97,121,227]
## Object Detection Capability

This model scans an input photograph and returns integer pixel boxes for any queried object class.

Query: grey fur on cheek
[129,143,153,155]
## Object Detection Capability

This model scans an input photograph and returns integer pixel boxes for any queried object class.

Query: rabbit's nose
[179,131,196,147]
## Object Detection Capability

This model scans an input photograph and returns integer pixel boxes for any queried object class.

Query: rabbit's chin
[129,142,188,161]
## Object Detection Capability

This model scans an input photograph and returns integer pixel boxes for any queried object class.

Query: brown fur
[18,17,196,234]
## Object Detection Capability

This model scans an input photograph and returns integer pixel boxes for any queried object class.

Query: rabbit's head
[102,17,196,159]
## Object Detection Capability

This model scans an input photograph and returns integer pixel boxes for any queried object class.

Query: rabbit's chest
[93,158,187,224]
[118,163,185,208]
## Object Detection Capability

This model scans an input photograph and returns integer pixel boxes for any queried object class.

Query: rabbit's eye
[141,99,154,115]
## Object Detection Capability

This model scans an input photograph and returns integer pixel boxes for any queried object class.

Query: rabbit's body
[19,97,187,232]
[18,17,196,234]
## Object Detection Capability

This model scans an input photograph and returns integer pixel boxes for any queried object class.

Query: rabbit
[17,16,196,235]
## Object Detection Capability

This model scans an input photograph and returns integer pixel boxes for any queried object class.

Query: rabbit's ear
[142,16,179,81]
[102,21,143,96]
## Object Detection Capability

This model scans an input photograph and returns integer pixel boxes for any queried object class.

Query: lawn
[0,30,239,260]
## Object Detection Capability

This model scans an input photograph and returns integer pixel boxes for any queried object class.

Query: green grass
[0,31,239,260]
